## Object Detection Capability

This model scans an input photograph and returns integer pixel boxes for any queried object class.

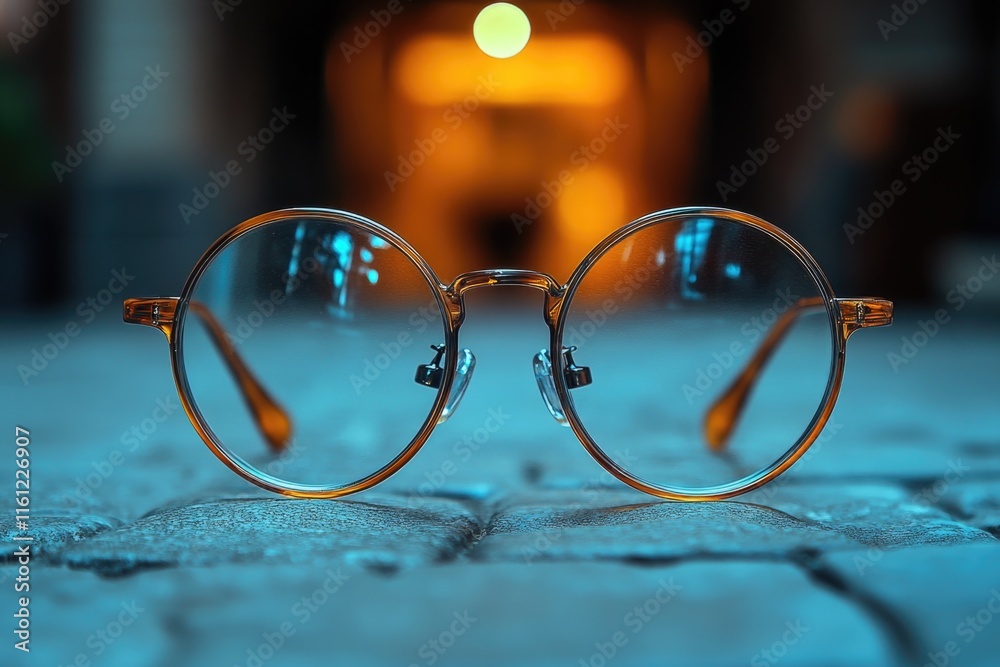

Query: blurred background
[2,6,999,665]
[1,0,998,310]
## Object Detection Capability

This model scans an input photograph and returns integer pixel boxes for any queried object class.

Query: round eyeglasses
[124,207,892,500]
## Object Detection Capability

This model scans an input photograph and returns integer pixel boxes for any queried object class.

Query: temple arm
[703,296,893,451]
[124,297,293,452]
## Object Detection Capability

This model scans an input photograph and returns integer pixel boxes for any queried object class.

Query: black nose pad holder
[533,346,592,426]
[415,344,476,424]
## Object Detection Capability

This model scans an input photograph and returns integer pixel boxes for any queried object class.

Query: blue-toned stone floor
[1,310,998,666]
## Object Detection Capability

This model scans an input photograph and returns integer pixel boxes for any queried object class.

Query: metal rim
[552,206,847,501]
[169,207,458,499]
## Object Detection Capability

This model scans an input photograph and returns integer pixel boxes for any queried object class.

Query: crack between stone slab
[896,479,972,519]
[452,504,500,561]
[894,479,1000,538]
[459,516,497,561]
[446,537,931,667]
[792,551,921,667]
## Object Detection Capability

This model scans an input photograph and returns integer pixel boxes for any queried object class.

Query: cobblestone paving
[1,313,998,666]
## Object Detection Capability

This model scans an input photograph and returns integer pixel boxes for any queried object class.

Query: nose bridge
[447,269,564,298]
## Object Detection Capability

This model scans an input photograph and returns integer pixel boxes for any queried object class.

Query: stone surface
[0,509,120,558]
[53,494,482,576]
[10,560,900,667]
[0,314,998,665]
[747,482,997,547]
[823,544,1000,667]
[472,489,856,563]
[936,480,1000,535]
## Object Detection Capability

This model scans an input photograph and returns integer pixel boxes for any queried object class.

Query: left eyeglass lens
[178,217,447,489]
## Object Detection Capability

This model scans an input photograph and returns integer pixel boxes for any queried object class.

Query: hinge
[123,297,178,336]
[834,297,893,337]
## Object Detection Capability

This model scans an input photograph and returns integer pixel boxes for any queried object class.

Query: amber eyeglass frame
[124,207,892,501]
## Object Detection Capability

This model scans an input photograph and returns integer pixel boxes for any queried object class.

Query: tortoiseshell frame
[124,207,892,501]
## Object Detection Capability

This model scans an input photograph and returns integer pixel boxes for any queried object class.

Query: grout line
[793,550,921,667]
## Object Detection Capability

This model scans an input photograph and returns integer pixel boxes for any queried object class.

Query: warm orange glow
[393,34,631,106]
[557,166,626,243]
[324,4,707,280]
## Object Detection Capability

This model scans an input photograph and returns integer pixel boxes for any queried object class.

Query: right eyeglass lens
[560,214,836,493]
[178,216,448,491]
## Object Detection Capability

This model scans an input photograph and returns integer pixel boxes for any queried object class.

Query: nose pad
[414,344,476,423]
[533,349,570,426]
[438,348,475,423]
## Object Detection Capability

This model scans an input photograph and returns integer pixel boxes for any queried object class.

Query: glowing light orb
[473,3,531,59]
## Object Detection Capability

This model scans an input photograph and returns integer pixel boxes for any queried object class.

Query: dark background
[2,0,998,311]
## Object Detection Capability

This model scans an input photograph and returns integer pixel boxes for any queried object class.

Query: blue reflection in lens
[366,269,379,285]
[674,218,715,300]
[332,231,353,263]
[331,231,354,310]
[285,222,309,295]
[725,262,742,279]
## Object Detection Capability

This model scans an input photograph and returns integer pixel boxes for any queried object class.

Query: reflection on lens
[561,214,835,493]
[179,216,446,489]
